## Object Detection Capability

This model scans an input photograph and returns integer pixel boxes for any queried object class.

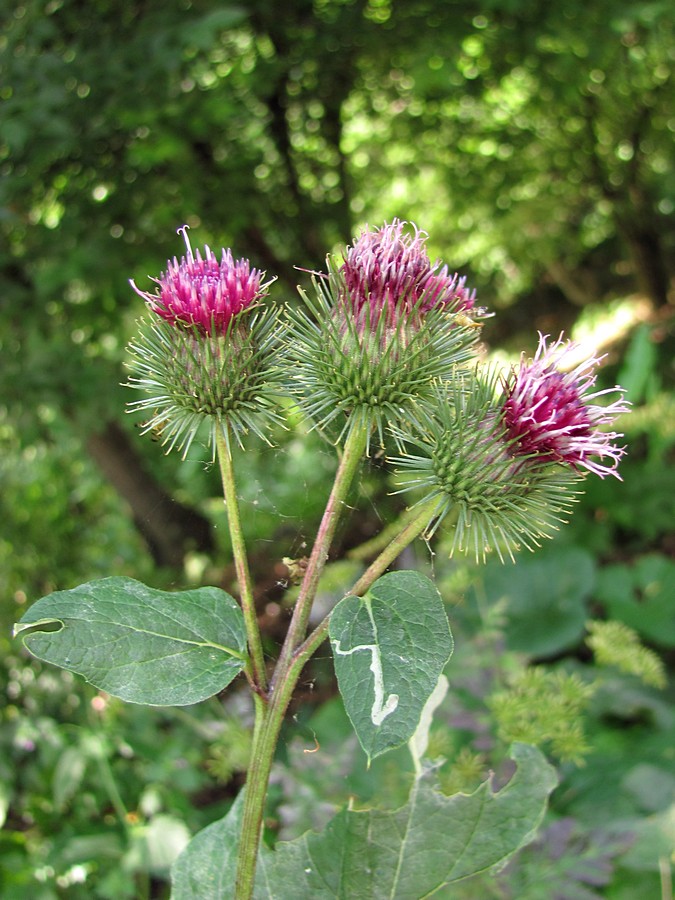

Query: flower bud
[339,219,475,329]
[130,225,273,333]
[392,335,630,561]
[392,375,582,562]
[289,220,481,444]
[126,227,284,456]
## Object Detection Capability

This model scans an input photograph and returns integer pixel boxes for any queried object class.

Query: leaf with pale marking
[14,577,247,705]
[254,743,557,899]
[329,570,453,761]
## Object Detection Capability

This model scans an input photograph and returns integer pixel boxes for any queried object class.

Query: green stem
[237,689,270,877]
[235,496,440,897]
[272,422,369,687]
[234,422,369,898]
[346,503,422,561]
[234,701,276,898]
[94,741,130,830]
[349,495,440,597]
[294,495,441,668]
[216,426,267,692]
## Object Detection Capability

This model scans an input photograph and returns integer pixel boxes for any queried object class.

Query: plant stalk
[216,426,267,692]
[271,422,369,686]
[234,422,369,898]
[236,495,444,896]
[349,495,440,597]
[233,693,283,898]
[293,495,441,668]
[234,689,270,898]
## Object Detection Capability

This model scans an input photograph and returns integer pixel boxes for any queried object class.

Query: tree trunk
[618,218,671,307]
[614,185,671,307]
[545,260,596,307]
[86,421,214,568]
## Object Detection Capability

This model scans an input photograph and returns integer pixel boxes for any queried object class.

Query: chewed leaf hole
[13,577,248,705]
[13,618,64,638]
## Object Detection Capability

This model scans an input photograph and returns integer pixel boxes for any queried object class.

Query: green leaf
[53,745,87,811]
[595,555,675,646]
[329,571,454,761]
[14,577,247,705]
[171,746,556,900]
[617,323,658,404]
[255,743,557,899]
[470,547,594,656]
[172,792,244,898]
[616,802,675,872]
[182,8,249,51]
[0,779,9,830]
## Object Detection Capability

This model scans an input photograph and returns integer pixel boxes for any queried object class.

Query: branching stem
[293,495,441,671]
[233,490,441,898]
[234,422,368,898]
[271,423,369,687]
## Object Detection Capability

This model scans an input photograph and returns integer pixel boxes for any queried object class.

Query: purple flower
[130,226,272,334]
[339,219,475,329]
[502,333,630,478]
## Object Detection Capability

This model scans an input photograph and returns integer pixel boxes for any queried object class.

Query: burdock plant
[15,221,629,900]
[127,225,283,457]
[392,335,629,562]
[288,219,482,444]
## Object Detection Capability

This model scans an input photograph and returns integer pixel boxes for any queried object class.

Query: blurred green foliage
[1,0,674,896]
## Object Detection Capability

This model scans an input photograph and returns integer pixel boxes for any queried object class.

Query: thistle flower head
[126,228,284,457]
[391,375,582,563]
[502,334,630,479]
[130,226,273,335]
[391,333,630,561]
[288,221,481,444]
[340,219,475,330]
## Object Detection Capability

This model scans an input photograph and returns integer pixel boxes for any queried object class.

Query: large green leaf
[171,792,244,898]
[170,745,556,900]
[329,571,453,761]
[468,547,594,656]
[254,743,557,899]
[595,555,675,646]
[14,577,247,705]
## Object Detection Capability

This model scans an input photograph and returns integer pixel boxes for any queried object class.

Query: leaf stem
[215,426,267,693]
[346,503,423,561]
[94,743,130,830]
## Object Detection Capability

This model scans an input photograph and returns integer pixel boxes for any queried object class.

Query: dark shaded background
[1,2,673,896]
